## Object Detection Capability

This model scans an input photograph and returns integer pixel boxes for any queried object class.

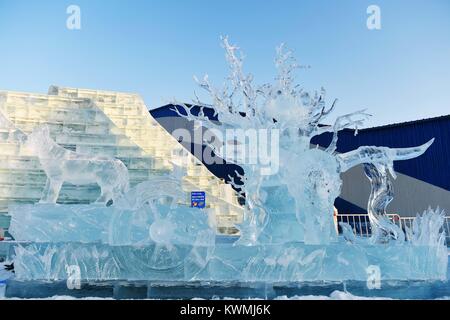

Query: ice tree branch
[324,109,372,153]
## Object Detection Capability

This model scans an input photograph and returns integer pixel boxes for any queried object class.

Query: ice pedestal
[12,241,447,282]
[9,204,448,282]
[9,203,216,282]
[13,242,212,282]
[9,204,214,246]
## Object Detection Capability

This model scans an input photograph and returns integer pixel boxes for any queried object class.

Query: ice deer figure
[25,126,129,205]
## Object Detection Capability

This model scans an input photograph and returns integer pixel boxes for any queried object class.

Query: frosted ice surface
[8,38,449,283]
[175,38,439,247]
[12,239,447,281]
[24,125,129,204]
[10,181,215,247]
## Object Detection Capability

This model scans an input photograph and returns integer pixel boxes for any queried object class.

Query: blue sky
[0,0,449,127]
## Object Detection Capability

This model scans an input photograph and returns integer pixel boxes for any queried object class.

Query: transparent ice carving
[174,37,439,247]
[10,178,216,247]
[7,38,448,284]
[24,125,130,204]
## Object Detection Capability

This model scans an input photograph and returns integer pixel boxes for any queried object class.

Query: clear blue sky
[0,0,449,127]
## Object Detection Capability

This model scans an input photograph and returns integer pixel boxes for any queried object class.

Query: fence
[337,214,450,245]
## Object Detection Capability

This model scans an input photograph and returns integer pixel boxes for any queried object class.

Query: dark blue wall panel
[334,197,366,214]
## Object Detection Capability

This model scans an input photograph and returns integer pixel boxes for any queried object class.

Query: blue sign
[191,191,206,209]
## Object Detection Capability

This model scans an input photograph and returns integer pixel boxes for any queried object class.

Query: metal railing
[337,214,450,245]
[337,214,372,237]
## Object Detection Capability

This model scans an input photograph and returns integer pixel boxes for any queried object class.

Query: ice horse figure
[24,125,130,204]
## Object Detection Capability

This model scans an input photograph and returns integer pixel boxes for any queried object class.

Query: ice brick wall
[0,87,243,234]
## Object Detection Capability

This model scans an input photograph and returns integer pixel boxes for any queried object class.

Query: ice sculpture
[407,207,447,248]
[10,177,216,281]
[9,169,216,276]
[174,37,436,246]
[9,178,215,247]
[172,40,271,245]
[6,37,448,284]
[24,125,130,204]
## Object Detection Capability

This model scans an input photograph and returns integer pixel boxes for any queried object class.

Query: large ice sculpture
[174,38,437,246]
[7,37,448,283]
[24,125,130,204]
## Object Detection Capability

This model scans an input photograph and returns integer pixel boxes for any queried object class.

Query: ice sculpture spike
[24,125,130,205]
[8,38,447,283]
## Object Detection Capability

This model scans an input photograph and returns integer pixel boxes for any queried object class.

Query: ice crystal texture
[5,38,448,282]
